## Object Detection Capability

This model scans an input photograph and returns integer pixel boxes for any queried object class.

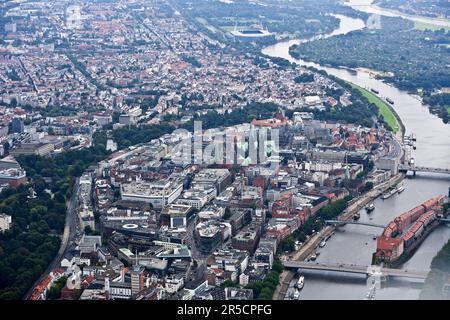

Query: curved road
[23,178,80,300]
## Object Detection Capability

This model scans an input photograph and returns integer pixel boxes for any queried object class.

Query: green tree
[279,235,295,253]
[220,280,235,288]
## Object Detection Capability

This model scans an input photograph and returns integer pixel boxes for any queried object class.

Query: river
[262,6,450,300]
[344,0,450,28]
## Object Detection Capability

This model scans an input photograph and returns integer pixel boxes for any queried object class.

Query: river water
[344,0,450,28]
[262,5,450,300]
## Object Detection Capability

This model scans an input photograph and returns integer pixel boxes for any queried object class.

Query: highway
[24,178,80,300]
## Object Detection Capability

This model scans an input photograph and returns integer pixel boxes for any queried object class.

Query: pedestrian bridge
[283,261,428,281]
[325,220,386,229]
[399,165,450,175]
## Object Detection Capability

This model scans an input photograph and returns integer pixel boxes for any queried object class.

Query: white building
[239,273,249,287]
[176,187,216,210]
[0,214,12,232]
[109,281,132,300]
[93,113,112,126]
[163,277,184,294]
[121,178,183,209]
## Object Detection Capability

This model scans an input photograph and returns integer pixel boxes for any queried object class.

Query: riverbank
[275,226,335,300]
[274,173,405,299]
[414,21,450,31]
[340,174,404,221]
[348,82,404,137]
[263,10,450,299]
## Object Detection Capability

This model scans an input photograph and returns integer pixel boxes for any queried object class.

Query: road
[185,214,210,282]
[24,178,80,300]
[386,135,403,159]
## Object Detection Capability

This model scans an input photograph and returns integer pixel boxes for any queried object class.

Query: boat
[373,235,377,240]
[382,188,397,200]
[370,88,379,94]
[295,275,305,290]
[353,212,361,220]
[309,253,317,261]
[292,289,300,300]
[397,185,405,193]
[412,141,416,150]
[409,157,415,166]
[386,97,394,105]
[365,202,375,213]
[319,240,327,248]
[411,133,417,141]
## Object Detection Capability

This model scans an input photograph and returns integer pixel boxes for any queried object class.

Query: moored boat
[382,188,397,200]
[295,275,305,290]
[365,202,375,213]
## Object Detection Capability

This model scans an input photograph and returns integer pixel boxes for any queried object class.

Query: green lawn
[349,83,400,133]
[414,21,450,31]
[447,106,450,115]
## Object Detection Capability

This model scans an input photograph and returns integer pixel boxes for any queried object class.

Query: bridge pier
[367,266,387,290]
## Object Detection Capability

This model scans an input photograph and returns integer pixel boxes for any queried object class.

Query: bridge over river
[399,165,450,176]
[283,261,428,282]
[325,220,385,228]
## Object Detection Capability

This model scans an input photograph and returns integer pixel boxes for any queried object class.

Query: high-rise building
[130,265,145,296]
